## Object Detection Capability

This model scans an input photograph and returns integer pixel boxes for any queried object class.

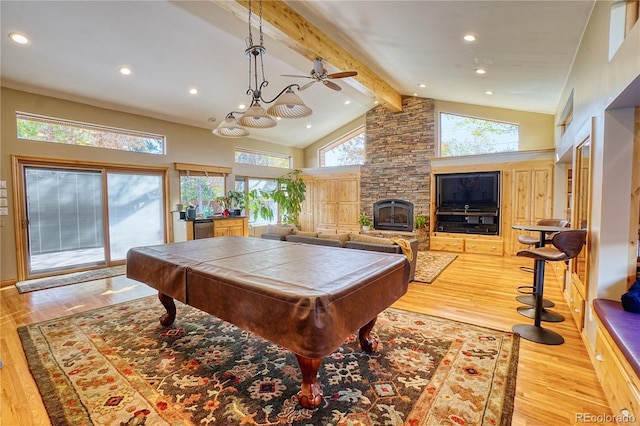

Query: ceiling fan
[283,58,357,91]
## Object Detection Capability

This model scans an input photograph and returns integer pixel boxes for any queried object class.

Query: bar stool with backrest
[512,229,587,345]
[516,218,570,308]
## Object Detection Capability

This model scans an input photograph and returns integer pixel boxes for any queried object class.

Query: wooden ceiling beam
[215,0,402,112]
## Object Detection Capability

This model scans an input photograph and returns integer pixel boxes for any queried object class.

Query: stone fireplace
[374,199,414,231]
[360,96,436,250]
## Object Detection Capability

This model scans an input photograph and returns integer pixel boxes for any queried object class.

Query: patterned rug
[18,296,519,426]
[15,266,126,293]
[412,251,458,283]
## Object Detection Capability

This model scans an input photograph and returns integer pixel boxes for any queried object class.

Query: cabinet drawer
[594,328,640,422]
[465,238,503,256]
[217,218,244,228]
[569,283,585,330]
[430,236,464,252]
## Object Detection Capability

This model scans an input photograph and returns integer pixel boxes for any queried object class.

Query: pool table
[126,236,410,408]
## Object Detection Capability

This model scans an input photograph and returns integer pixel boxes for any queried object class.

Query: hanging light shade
[212,114,249,137]
[238,101,277,128]
[267,88,312,119]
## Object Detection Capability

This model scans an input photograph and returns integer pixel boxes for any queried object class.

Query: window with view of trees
[319,126,365,167]
[16,112,165,154]
[235,149,291,169]
[440,113,519,157]
[179,175,225,217]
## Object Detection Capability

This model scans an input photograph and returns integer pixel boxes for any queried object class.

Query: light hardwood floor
[1,253,612,425]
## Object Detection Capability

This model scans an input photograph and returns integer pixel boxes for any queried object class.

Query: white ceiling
[1,1,594,149]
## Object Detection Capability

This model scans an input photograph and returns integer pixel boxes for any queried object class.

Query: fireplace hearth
[374,199,414,231]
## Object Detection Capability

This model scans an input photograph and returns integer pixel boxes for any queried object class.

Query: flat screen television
[436,171,500,211]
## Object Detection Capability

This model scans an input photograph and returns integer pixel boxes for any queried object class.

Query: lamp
[212,113,250,138]
[213,0,311,138]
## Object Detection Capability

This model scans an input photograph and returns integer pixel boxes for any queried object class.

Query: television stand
[435,209,499,235]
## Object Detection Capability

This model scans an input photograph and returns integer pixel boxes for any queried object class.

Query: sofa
[261,225,418,282]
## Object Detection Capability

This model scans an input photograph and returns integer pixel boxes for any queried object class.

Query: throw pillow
[349,233,396,245]
[318,233,350,247]
[293,230,319,238]
[621,279,640,313]
[267,224,295,236]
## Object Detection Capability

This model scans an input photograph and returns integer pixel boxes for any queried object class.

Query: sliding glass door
[23,164,165,278]
[107,172,164,260]
[25,167,106,274]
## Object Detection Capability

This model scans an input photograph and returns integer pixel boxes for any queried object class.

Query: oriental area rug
[18,296,519,426]
[16,266,127,294]
[412,251,458,283]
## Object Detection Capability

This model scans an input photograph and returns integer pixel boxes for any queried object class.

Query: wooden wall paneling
[299,177,315,232]
[306,174,360,234]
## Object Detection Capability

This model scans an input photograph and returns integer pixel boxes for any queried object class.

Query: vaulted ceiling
[1,1,594,148]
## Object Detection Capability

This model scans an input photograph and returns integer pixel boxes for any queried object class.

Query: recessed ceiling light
[463,34,477,42]
[119,66,132,75]
[189,88,198,95]
[374,100,379,105]
[413,93,418,97]
[344,100,351,105]
[305,124,312,129]
[485,90,494,95]
[238,104,246,110]
[475,68,486,75]
[418,83,426,88]
[9,32,29,44]
[276,116,282,120]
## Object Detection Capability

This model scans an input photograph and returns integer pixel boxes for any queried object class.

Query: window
[16,112,165,154]
[439,113,519,157]
[175,163,231,217]
[20,161,166,277]
[248,177,278,224]
[235,148,291,169]
[319,126,365,167]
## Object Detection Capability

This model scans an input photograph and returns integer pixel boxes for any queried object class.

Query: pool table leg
[294,355,323,409]
[158,292,176,326]
[359,316,379,352]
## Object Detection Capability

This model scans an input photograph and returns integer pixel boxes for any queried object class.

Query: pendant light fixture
[213,0,311,138]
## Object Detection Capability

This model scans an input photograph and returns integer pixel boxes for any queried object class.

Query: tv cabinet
[435,208,499,235]
[431,233,504,256]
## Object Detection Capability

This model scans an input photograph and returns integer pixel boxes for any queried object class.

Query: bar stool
[516,219,569,308]
[512,229,587,345]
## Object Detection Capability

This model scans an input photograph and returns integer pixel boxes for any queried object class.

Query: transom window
[235,148,291,169]
[439,113,519,157]
[319,125,365,167]
[16,112,165,154]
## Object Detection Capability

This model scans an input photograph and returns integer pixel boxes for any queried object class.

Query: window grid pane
[16,112,165,154]
[319,126,365,167]
[440,113,519,157]
[235,149,291,169]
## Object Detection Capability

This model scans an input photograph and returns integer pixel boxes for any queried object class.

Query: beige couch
[261,225,418,281]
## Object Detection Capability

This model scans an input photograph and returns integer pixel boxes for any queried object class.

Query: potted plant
[415,213,429,232]
[270,170,306,225]
[214,195,231,216]
[226,190,246,216]
[358,213,373,231]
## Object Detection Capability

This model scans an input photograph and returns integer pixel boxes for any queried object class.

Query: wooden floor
[1,252,612,425]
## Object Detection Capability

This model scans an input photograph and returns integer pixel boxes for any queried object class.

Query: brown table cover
[127,236,410,359]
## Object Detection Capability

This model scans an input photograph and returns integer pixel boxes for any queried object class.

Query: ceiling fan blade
[322,80,342,91]
[299,80,316,91]
[281,74,314,79]
[327,71,358,79]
